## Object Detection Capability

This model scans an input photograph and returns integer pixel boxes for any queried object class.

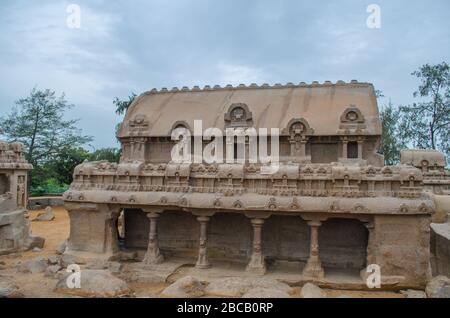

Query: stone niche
[0,174,9,194]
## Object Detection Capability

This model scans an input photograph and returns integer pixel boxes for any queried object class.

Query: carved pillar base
[196,216,211,269]
[303,220,325,279]
[246,218,266,275]
[143,212,164,265]
[303,256,325,279]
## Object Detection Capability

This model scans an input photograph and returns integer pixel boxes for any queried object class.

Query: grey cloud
[0,0,449,147]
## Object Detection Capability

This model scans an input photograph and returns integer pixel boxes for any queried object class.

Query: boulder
[86,259,108,270]
[17,257,48,274]
[32,247,42,252]
[48,255,60,265]
[60,254,78,268]
[55,269,132,297]
[251,278,293,294]
[45,265,62,278]
[205,277,293,297]
[205,277,250,297]
[161,276,205,298]
[26,236,45,249]
[86,260,122,273]
[108,261,123,274]
[301,283,326,298]
[242,288,290,298]
[33,206,55,222]
[56,240,67,255]
[426,276,450,298]
[400,289,427,298]
[0,281,23,298]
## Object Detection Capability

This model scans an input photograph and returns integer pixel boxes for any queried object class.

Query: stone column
[342,140,348,159]
[196,216,211,269]
[360,221,376,280]
[357,139,364,159]
[246,218,266,274]
[143,212,164,264]
[303,220,325,279]
[104,209,120,255]
[299,140,307,157]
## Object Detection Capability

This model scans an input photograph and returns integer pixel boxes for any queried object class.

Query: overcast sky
[1,0,449,148]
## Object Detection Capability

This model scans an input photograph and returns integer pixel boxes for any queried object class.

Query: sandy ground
[0,207,405,298]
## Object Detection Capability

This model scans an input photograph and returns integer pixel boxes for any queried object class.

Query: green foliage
[29,146,121,195]
[44,147,91,186]
[30,178,68,197]
[113,92,137,116]
[0,88,93,186]
[398,62,450,160]
[89,147,121,163]
[379,101,404,165]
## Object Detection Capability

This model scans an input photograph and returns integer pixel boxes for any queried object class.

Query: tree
[113,92,137,115]
[398,62,450,160]
[89,147,121,163]
[379,101,404,165]
[0,88,92,184]
[44,147,90,186]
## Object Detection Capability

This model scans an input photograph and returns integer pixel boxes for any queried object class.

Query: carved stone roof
[118,80,381,138]
[0,141,32,170]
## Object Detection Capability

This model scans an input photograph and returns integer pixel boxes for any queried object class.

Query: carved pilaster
[357,138,364,159]
[246,218,266,275]
[341,138,348,159]
[303,220,325,279]
[143,212,164,264]
[196,216,211,269]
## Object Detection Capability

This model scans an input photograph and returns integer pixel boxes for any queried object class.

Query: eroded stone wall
[374,215,431,288]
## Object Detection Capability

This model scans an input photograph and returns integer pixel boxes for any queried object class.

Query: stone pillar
[357,139,364,159]
[246,218,266,274]
[299,140,307,157]
[303,220,325,279]
[360,221,376,280]
[342,140,348,159]
[196,216,211,269]
[143,212,164,264]
[104,209,120,255]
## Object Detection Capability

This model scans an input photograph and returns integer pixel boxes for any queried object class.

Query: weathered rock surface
[426,276,450,298]
[60,254,78,268]
[45,265,62,278]
[17,257,48,274]
[55,269,132,297]
[205,277,293,297]
[26,236,45,250]
[301,283,326,298]
[48,255,60,265]
[400,289,427,298]
[86,260,123,273]
[0,281,23,298]
[242,288,290,298]
[33,206,55,222]
[56,240,67,255]
[161,276,205,298]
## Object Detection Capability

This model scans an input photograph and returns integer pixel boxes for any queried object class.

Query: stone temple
[0,141,43,254]
[63,81,450,289]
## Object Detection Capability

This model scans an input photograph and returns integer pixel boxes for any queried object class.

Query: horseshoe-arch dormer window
[340,106,365,124]
[282,118,314,162]
[224,103,253,128]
